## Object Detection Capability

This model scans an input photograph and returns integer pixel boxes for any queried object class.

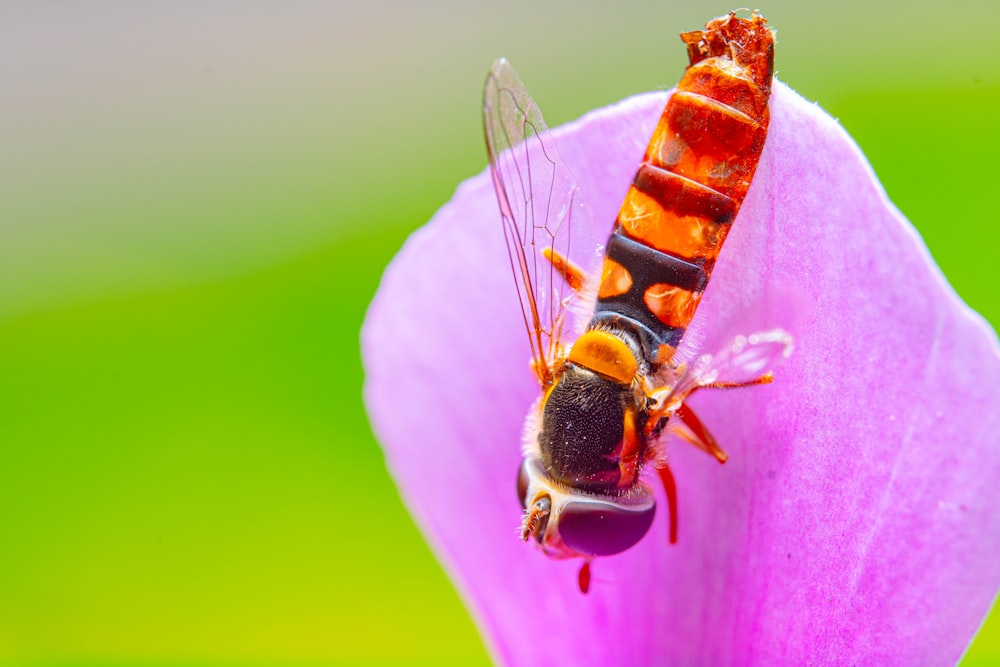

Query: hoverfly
[482,12,792,593]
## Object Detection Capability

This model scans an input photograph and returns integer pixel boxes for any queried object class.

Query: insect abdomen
[593,14,774,360]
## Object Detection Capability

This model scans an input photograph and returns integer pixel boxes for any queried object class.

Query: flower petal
[362,81,1000,665]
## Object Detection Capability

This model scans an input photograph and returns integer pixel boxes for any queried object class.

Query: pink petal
[362,82,1000,665]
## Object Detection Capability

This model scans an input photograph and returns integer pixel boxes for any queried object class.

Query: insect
[483,12,792,593]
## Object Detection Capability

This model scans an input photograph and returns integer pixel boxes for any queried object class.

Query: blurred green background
[1,1,997,665]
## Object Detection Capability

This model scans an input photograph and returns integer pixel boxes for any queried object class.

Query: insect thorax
[538,362,649,495]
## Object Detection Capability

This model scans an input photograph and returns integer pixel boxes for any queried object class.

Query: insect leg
[676,403,729,464]
[698,371,774,391]
[577,559,592,594]
[542,246,587,293]
[656,464,679,544]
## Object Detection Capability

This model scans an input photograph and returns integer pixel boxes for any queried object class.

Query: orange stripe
[616,186,727,261]
[643,283,701,329]
[678,60,770,121]
[597,257,632,299]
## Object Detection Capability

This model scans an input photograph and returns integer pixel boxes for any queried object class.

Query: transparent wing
[664,329,795,407]
[483,58,594,387]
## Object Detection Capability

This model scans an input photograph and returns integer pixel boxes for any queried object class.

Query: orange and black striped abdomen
[592,13,774,361]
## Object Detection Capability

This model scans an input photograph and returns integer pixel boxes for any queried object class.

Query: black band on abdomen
[592,232,707,360]
[605,232,707,293]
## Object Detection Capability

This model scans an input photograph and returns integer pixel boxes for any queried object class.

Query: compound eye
[517,458,530,509]
[559,496,656,557]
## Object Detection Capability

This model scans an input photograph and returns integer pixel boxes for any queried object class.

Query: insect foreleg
[577,559,592,594]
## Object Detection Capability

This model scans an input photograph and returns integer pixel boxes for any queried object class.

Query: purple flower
[361,82,1000,665]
